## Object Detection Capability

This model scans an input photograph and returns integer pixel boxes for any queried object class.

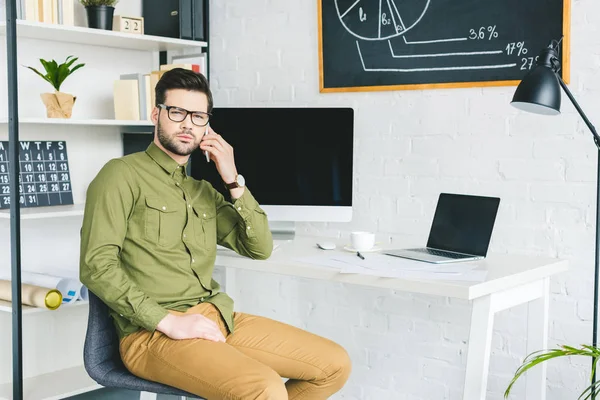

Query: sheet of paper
[294,253,487,282]
[329,253,481,273]
[338,264,488,282]
[293,255,348,270]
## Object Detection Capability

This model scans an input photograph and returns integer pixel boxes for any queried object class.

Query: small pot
[40,92,76,118]
[85,5,114,30]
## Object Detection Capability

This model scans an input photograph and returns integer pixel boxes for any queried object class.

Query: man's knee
[325,342,352,388]
[252,370,287,400]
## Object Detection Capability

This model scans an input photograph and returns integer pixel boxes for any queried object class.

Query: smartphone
[204,123,210,162]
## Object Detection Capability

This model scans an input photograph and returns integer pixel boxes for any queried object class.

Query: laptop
[384,193,500,264]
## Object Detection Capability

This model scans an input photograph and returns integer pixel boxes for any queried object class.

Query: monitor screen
[426,193,500,256]
[190,107,354,222]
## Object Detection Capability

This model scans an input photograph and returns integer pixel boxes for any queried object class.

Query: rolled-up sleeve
[79,159,168,332]
[215,188,273,260]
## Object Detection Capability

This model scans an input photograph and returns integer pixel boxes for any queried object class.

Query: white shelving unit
[0,15,210,400]
[0,301,94,400]
[0,204,85,220]
[0,299,88,315]
[0,118,154,127]
[0,365,101,400]
[0,20,206,51]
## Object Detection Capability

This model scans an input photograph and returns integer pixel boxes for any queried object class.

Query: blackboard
[0,141,73,209]
[318,0,570,92]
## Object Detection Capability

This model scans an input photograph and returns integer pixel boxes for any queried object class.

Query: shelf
[0,117,154,127]
[0,20,207,51]
[0,299,88,315]
[0,204,85,220]
[0,364,101,400]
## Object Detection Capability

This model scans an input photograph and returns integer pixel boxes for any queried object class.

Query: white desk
[215,236,568,400]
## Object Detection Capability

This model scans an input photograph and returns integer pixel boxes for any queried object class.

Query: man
[80,68,351,399]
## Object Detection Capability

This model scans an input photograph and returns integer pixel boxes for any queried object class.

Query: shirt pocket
[145,197,179,247]
[192,205,217,251]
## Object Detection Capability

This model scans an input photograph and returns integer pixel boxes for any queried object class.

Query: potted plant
[505,344,599,399]
[24,55,85,119]
[80,0,119,30]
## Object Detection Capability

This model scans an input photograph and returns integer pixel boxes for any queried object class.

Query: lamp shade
[511,45,562,115]
[511,66,561,115]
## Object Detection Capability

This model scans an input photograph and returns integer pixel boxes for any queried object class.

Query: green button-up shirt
[79,142,273,339]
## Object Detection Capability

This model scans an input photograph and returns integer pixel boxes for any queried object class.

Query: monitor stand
[269,221,296,241]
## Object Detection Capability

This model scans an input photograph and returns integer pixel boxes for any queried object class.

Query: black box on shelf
[142,0,206,41]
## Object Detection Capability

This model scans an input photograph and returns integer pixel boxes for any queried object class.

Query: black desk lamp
[511,40,600,388]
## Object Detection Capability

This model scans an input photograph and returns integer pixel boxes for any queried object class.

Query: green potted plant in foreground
[505,344,599,399]
[80,0,119,30]
[24,55,85,118]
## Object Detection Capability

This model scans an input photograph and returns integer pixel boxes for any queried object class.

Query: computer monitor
[190,107,354,224]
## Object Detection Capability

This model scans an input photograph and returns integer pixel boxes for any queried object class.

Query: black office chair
[83,291,203,400]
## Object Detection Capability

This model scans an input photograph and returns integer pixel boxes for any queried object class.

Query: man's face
[153,88,209,157]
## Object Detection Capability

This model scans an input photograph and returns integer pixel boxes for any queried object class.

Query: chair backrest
[82,291,202,398]
[83,291,127,384]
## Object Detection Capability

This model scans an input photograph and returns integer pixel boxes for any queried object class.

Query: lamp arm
[557,71,600,396]
[557,75,600,148]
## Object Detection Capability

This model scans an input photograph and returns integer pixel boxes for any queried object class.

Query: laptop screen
[426,193,500,256]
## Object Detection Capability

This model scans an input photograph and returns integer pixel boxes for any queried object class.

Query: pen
[356,251,365,260]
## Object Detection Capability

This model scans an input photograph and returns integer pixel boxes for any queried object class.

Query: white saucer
[343,245,382,253]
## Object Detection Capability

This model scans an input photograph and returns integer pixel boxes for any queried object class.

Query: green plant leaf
[39,58,53,75]
[23,66,55,88]
[56,61,85,91]
[56,57,76,90]
[70,63,85,74]
[49,59,59,88]
[38,58,59,90]
[23,55,85,91]
[64,56,79,69]
[578,378,600,400]
[504,345,600,399]
[505,347,587,398]
[55,64,69,91]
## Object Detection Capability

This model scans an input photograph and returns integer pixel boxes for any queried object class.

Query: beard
[157,118,199,157]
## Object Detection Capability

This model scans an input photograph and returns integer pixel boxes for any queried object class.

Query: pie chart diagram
[334,0,431,41]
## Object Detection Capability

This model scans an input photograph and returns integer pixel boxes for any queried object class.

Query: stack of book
[113,63,206,121]
[7,0,75,25]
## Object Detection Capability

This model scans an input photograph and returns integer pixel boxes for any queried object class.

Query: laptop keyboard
[410,248,471,259]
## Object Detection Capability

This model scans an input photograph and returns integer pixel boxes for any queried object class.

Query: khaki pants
[119,302,352,400]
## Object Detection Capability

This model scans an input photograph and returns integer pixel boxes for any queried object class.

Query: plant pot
[40,92,76,118]
[85,5,114,30]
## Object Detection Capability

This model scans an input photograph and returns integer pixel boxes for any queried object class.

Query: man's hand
[200,126,238,184]
[200,126,245,199]
[156,313,227,342]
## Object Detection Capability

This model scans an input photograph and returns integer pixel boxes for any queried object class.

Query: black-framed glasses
[158,104,211,127]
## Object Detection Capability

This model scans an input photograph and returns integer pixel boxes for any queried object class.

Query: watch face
[237,174,245,187]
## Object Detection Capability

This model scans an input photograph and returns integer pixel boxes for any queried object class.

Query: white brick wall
[211,0,600,398]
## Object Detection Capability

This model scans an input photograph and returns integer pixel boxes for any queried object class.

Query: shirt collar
[146,141,188,178]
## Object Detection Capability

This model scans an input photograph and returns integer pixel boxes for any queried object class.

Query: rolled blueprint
[43,268,89,302]
[0,271,83,303]
[0,279,62,310]
[19,271,83,303]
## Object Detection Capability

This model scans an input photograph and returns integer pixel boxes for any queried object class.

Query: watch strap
[224,181,239,189]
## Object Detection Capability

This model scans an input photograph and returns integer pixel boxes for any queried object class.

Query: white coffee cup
[350,231,375,251]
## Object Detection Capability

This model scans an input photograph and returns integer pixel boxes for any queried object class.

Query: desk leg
[463,296,494,400]
[525,277,549,400]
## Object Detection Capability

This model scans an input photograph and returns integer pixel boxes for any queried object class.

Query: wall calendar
[0,141,73,209]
